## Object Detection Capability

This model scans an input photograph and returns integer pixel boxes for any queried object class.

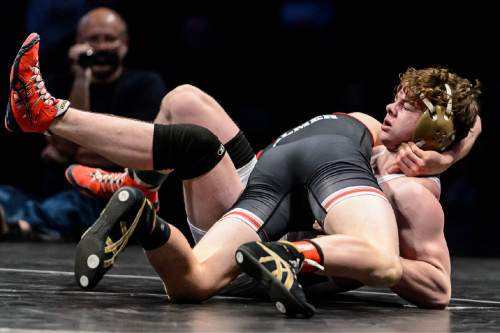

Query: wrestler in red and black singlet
[224,113,385,241]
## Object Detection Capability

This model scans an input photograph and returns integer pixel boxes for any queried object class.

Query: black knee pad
[153,124,226,179]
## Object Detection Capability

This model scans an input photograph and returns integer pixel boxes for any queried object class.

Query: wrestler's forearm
[50,108,154,170]
[391,258,451,309]
[444,116,481,164]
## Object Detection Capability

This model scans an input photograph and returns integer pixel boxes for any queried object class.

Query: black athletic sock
[130,169,168,190]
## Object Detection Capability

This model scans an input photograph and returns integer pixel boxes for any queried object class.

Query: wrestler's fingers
[398,143,424,169]
[397,155,414,175]
[408,142,425,159]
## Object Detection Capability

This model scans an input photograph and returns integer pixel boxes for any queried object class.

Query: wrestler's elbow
[416,283,451,309]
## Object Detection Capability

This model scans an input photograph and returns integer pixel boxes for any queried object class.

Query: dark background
[0,1,498,255]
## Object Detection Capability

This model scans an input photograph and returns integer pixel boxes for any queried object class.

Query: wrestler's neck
[371,145,398,177]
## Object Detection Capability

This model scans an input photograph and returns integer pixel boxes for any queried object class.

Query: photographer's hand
[68,43,92,81]
[68,43,92,110]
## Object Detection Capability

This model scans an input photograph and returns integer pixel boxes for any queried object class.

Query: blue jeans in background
[0,185,106,241]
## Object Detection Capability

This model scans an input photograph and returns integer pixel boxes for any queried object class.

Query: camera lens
[78,49,95,68]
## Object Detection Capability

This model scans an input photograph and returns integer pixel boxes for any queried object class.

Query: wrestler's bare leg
[50,109,154,170]
[135,87,254,300]
[154,84,245,231]
[312,195,402,287]
[154,84,240,144]
[143,87,255,299]
[145,206,260,301]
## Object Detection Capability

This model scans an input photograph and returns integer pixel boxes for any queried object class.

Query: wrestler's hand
[387,142,454,176]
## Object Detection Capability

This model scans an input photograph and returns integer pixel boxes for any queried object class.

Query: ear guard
[412,84,455,151]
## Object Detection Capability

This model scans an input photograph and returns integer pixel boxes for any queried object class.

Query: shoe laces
[91,170,126,193]
[304,259,325,271]
[30,63,55,105]
[279,242,324,272]
[13,62,55,107]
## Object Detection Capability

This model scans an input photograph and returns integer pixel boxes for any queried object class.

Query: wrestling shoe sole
[235,247,316,318]
[75,188,145,289]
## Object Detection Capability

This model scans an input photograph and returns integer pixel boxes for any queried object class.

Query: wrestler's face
[380,90,424,151]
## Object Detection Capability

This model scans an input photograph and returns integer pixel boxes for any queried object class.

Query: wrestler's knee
[167,288,208,303]
[153,123,224,179]
[160,84,208,122]
[165,280,215,303]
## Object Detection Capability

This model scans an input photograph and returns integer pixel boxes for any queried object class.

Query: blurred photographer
[1,7,166,241]
[43,7,132,167]
[70,7,128,98]
[42,6,167,171]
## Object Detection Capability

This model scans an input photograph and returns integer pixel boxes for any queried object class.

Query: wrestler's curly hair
[397,67,481,142]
